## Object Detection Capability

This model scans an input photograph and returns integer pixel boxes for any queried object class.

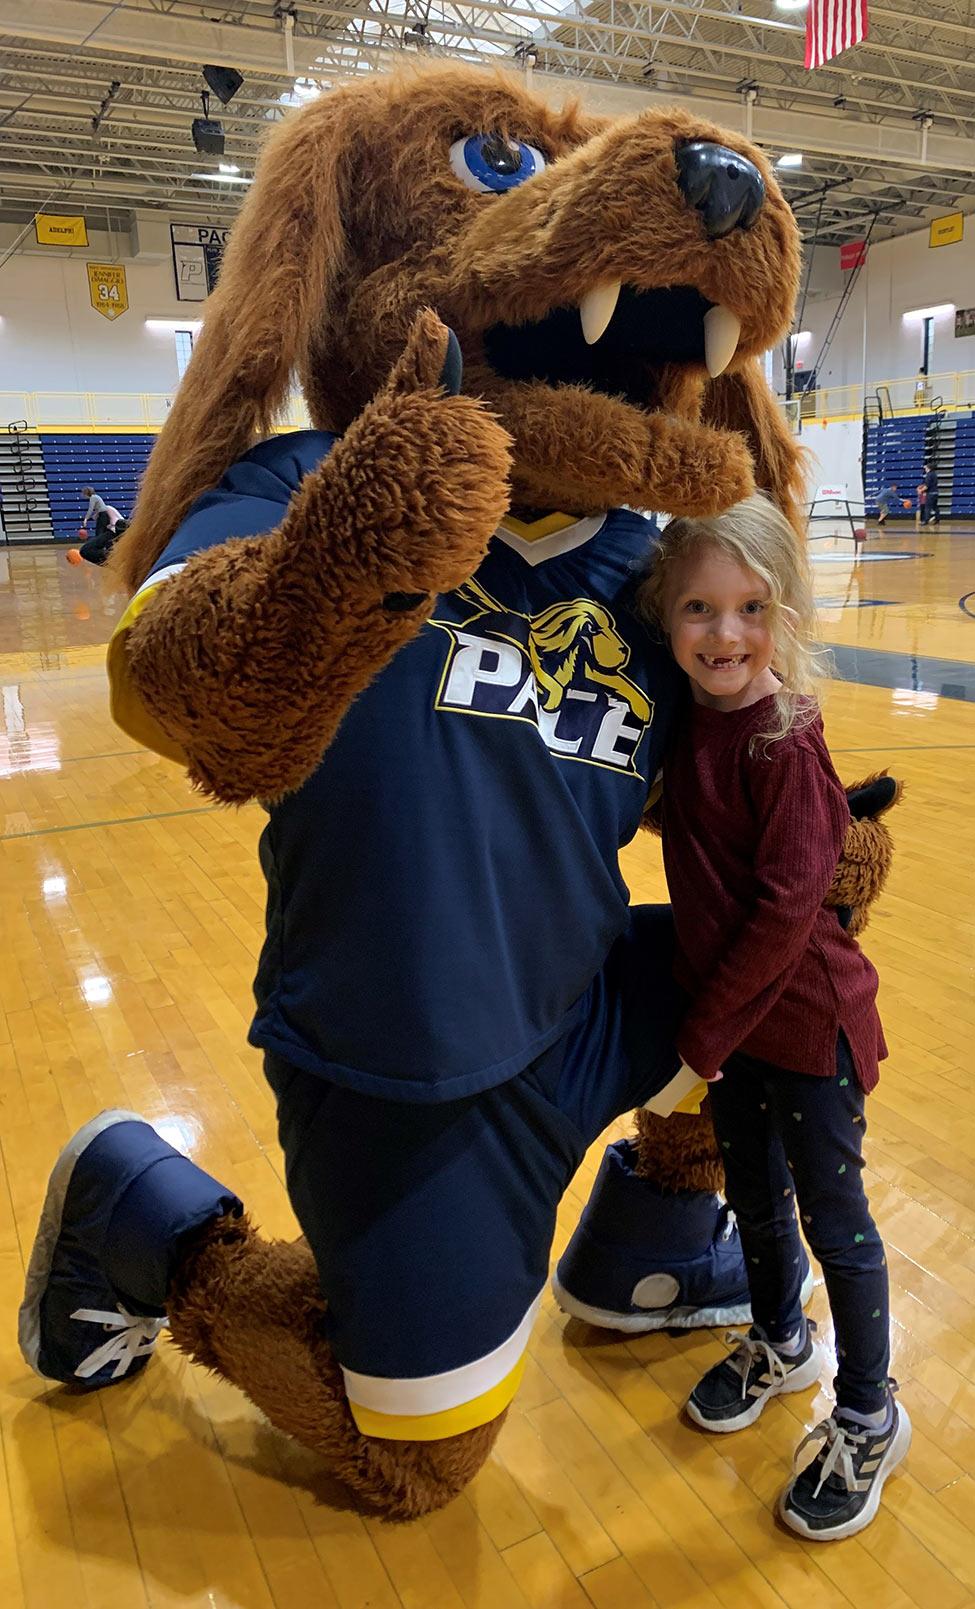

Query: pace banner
[170,223,232,301]
[87,263,129,321]
[929,212,963,249]
[35,214,89,247]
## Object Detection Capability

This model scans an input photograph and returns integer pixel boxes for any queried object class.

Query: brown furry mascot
[20,65,899,1521]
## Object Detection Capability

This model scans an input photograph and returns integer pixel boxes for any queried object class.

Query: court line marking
[0,804,220,843]
[831,744,975,753]
[56,749,145,764]
[960,592,975,620]
[0,669,106,683]
[4,745,973,841]
[824,642,975,672]
[809,552,932,563]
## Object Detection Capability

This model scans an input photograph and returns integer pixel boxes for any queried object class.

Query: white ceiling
[2,0,975,246]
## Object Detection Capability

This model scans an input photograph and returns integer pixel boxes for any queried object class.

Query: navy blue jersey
[111,432,681,1101]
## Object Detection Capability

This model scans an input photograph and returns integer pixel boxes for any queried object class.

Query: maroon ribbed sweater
[662,695,886,1091]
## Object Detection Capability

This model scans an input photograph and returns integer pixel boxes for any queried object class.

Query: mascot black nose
[675,142,765,238]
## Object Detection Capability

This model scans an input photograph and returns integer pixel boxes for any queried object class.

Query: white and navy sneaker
[19,1110,240,1389]
[686,1322,822,1433]
[779,1394,911,1540]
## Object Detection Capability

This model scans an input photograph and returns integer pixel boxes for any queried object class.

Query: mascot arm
[495,373,756,519]
[114,313,512,805]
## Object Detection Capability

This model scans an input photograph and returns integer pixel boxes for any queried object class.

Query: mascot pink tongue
[20,65,899,1520]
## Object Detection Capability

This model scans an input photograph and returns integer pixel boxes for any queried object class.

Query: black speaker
[203,65,244,105]
[192,118,225,156]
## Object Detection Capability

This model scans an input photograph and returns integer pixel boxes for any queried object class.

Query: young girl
[641,493,910,1542]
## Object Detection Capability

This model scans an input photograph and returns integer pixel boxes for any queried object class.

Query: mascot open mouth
[483,284,740,408]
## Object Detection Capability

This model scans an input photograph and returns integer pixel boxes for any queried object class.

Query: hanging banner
[929,212,963,248]
[839,238,867,270]
[955,307,975,338]
[35,214,89,247]
[87,263,129,321]
[170,223,232,302]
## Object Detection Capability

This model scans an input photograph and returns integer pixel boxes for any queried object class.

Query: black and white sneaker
[686,1323,822,1433]
[779,1394,911,1540]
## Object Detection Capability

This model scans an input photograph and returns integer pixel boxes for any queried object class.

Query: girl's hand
[680,1062,723,1083]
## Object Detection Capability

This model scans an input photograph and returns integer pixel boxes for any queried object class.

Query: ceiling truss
[2,0,975,244]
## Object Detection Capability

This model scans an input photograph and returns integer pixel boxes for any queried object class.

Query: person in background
[81,486,121,536]
[875,482,898,528]
[74,487,127,566]
[75,517,128,566]
[921,464,940,526]
[640,493,909,1542]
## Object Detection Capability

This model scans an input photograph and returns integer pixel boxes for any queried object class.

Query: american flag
[805,0,869,70]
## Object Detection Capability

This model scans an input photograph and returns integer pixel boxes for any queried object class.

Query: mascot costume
[19,65,899,1520]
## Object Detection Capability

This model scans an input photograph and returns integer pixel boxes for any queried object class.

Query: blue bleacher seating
[39,433,155,539]
[863,416,929,518]
[862,411,975,518]
[954,418,975,516]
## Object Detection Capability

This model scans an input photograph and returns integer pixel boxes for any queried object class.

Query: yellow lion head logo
[433,579,654,774]
[527,600,651,723]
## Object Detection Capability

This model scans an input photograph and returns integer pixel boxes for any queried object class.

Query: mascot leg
[553,1111,814,1332]
[19,1112,500,1520]
[555,776,901,1332]
[167,1216,504,1519]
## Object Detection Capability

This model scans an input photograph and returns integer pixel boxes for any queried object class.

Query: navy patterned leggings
[708,1037,890,1415]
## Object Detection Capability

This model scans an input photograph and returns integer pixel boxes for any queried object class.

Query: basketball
[66,547,83,565]
[903,500,912,509]
[854,526,867,542]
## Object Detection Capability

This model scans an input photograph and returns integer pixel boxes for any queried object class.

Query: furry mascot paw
[22,64,900,1519]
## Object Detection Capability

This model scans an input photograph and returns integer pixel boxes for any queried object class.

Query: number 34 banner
[87,263,129,321]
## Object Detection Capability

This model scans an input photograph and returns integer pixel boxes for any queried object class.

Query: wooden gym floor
[0,524,973,1609]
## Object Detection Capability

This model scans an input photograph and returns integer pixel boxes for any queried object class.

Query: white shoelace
[794,1416,864,1498]
[71,1306,167,1380]
[723,1330,791,1402]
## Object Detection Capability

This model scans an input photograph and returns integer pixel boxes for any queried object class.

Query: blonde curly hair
[640,493,829,750]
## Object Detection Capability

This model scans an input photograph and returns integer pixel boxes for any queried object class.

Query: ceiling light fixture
[777,152,804,168]
[774,0,808,10]
[902,303,955,323]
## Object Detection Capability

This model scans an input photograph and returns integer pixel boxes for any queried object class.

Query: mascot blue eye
[449,134,546,193]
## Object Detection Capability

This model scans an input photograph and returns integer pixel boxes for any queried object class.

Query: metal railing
[2,371,975,432]
[784,369,975,425]
[0,390,313,431]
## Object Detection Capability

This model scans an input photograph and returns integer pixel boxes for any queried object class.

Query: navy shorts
[264,903,680,1440]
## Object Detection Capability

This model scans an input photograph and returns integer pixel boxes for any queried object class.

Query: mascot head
[118,64,802,592]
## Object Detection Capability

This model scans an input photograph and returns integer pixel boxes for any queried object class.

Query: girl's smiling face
[665,543,779,710]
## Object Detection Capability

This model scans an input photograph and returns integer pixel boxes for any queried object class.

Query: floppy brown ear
[113,92,354,593]
[703,361,808,537]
